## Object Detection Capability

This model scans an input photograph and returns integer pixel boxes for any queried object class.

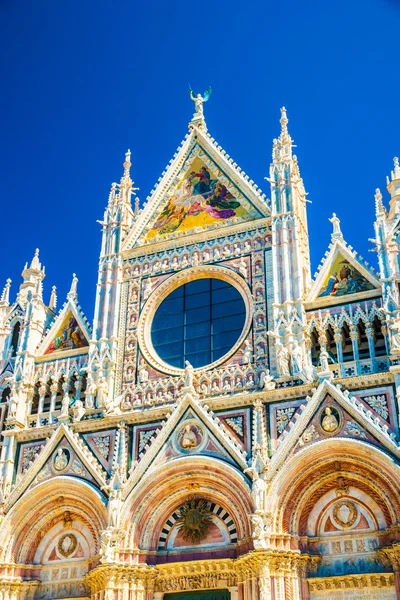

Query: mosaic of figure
[146,157,249,239]
[318,254,374,298]
[44,312,87,355]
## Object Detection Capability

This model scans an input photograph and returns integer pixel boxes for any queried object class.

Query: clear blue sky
[1,0,399,320]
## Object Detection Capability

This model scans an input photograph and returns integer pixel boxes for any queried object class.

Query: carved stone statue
[103,394,122,417]
[234,257,248,279]
[261,369,276,391]
[72,399,85,422]
[138,365,149,383]
[329,213,342,236]
[319,349,332,372]
[85,375,96,409]
[242,340,253,365]
[96,376,109,408]
[249,513,265,543]
[251,473,266,513]
[107,488,122,529]
[189,85,212,117]
[8,390,18,419]
[276,343,290,377]
[321,407,339,433]
[99,529,115,563]
[184,360,194,389]
[290,340,303,375]
[60,394,70,418]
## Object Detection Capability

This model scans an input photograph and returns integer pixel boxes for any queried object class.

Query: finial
[329,213,343,240]
[280,107,288,135]
[49,285,57,311]
[30,248,41,271]
[123,149,131,177]
[391,156,400,182]
[0,279,11,306]
[67,273,78,300]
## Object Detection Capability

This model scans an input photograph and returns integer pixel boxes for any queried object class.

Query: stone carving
[290,340,303,375]
[184,360,195,389]
[362,394,389,420]
[58,533,77,557]
[276,343,290,377]
[85,375,96,409]
[299,425,320,446]
[96,376,109,408]
[72,399,85,422]
[53,448,70,472]
[92,435,111,459]
[242,340,253,365]
[343,420,367,438]
[332,501,358,528]
[321,406,340,433]
[276,407,295,434]
[180,424,199,449]
[260,369,276,390]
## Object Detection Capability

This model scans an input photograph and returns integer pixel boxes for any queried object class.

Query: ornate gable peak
[123,391,248,500]
[269,380,400,480]
[306,225,380,307]
[35,286,91,358]
[121,124,269,252]
[3,423,107,512]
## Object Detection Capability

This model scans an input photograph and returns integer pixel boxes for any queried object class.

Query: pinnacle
[280,106,288,135]
[30,248,41,271]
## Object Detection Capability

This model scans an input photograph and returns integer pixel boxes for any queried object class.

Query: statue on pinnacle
[189,85,212,119]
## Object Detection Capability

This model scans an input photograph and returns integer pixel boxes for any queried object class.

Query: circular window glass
[151,278,246,369]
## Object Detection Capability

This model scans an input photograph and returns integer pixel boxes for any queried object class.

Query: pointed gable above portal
[122,125,269,251]
[36,277,91,358]
[306,225,380,308]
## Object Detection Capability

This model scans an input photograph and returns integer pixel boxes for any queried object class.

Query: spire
[272,107,293,163]
[19,248,45,303]
[0,279,11,307]
[113,149,139,208]
[329,213,343,241]
[30,248,41,271]
[49,285,57,311]
[67,274,78,300]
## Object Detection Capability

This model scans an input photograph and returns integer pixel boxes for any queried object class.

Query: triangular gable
[123,392,248,500]
[36,299,91,358]
[306,239,380,308]
[122,126,269,251]
[268,380,400,480]
[4,424,108,512]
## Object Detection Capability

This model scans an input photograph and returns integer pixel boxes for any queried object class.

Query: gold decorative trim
[137,265,253,376]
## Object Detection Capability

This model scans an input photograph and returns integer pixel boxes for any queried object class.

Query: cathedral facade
[0,97,400,600]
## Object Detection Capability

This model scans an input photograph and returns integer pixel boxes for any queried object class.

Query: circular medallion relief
[319,405,342,436]
[53,447,71,472]
[176,422,204,453]
[58,533,77,557]
[332,501,358,529]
